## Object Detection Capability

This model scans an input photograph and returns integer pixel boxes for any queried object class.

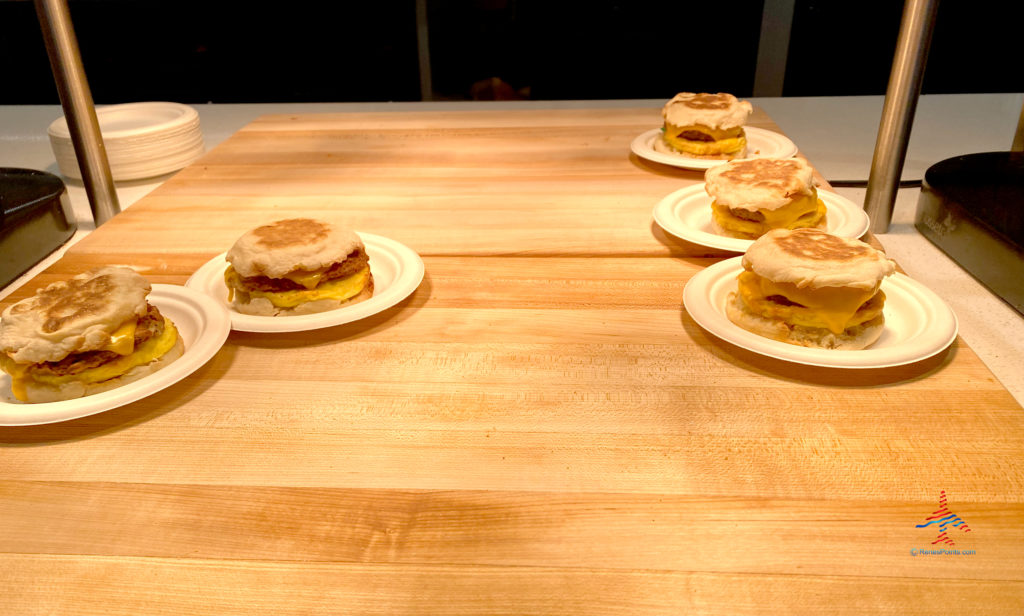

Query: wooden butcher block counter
[1,107,1022,614]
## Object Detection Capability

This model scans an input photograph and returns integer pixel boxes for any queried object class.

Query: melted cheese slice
[0,356,30,401]
[1,318,179,401]
[228,266,370,309]
[103,318,138,355]
[713,194,826,237]
[282,267,330,290]
[223,266,333,299]
[737,271,882,334]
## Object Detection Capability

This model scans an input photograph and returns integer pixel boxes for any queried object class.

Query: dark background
[1,0,1021,104]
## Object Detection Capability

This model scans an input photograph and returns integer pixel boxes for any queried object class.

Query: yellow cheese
[712,195,826,237]
[0,356,29,401]
[11,378,26,401]
[227,266,370,309]
[760,193,823,228]
[103,318,138,355]
[738,271,882,334]
[0,356,29,378]
[223,266,329,295]
[282,268,329,290]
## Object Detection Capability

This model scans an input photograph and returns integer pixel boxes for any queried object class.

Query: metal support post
[35,0,120,226]
[864,0,940,233]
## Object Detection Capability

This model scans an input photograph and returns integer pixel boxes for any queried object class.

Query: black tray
[915,152,1024,315]
[1,168,78,290]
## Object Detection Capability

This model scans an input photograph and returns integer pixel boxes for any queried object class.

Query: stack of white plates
[49,102,205,182]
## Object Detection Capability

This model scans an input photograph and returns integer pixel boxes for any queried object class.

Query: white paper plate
[682,258,958,369]
[48,102,199,141]
[653,184,871,253]
[49,102,204,181]
[186,233,425,333]
[0,285,231,426]
[630,127,798,170]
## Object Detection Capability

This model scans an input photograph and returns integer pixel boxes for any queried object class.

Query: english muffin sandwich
[705,157,827,239]
[0,266,184,403]
[726,228,896,350]
[224,218,374,316]
[655,92,753,159]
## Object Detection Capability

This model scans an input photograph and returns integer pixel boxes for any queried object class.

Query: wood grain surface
[1,107,1022,614]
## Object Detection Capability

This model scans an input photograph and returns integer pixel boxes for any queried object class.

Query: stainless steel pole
[863,0,940,233]
[415,0,433,101]
[34,0,121,226]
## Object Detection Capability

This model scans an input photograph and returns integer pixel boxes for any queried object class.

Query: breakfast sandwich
[705,157,827,239]
[0,266,184,403]
[726,228,896,350]
[224,218,374,316]
[656,92,753,159]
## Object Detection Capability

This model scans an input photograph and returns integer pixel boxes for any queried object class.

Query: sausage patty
[236,248,370,293]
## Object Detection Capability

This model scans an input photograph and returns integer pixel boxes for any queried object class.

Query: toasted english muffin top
[662,92,752,129]
[1,266,151,364]
[742,228,896,289]
[227,218,363,278]
[705,157,816,211]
